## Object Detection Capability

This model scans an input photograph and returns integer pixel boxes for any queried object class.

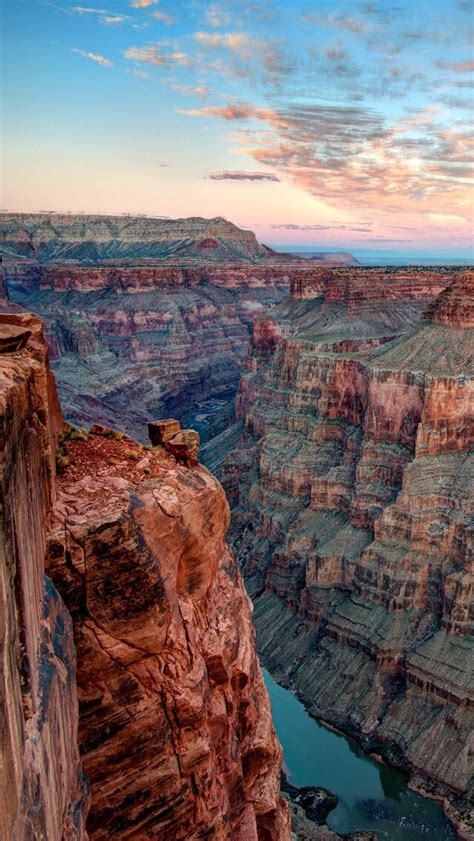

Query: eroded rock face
[0,214,358,462]
[47,430,289,840]
[0,312,88,841]
[0,214,271,263]
[6,279,288,455]
[0,313,289,840]
[226,272,474,835]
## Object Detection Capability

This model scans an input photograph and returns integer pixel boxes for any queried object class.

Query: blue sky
[2,0,473,255]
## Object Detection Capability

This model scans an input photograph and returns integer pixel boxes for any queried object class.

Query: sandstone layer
[0,312,88,840]
[0,214,359,462]
[7,276,287,451]
[225,270,474,837]
[0,213,357,268]
[0,214,271,264]
[0,310,290,840]
[46,425,289,840]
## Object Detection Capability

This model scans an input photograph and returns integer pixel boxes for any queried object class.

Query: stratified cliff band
[225,269,474,838]
[0,311,289,840]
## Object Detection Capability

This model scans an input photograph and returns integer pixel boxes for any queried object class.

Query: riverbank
[263,668,463,840]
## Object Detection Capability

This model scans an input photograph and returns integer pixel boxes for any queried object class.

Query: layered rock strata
[0,214,271,263]
[225,271,474,836]
[2,262,459,467]
[0,312,88,840]
[46,425,289,840]
[0,213,358,266]
[0,213,356,462]
[1,311,290,840]
[5,273,288,453]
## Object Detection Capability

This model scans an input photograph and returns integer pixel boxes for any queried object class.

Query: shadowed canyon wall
[0,312,289,840]
[0,312,88,840]
[225,270,474,837]
[0,214,359,465]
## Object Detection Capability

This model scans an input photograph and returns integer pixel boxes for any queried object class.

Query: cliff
[0,312,289,840]
[2,253,459,470]
[0,214,270,264]
[7,279,287,450]
[225,271,474,836]
[0,312,88,840]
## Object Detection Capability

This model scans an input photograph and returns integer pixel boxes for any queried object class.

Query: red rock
[0,313,88,841]
[166,428,200,464]
[47,435,289,840]
[0,312,289,840]
[226,271,474,828]
[148,417,181,445]
[0,322,31,352]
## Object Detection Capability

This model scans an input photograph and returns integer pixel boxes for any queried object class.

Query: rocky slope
[0,311,289,840]
[2,254,460,471]
[6,276,287,451]
[225,270,474,837]
[0,214,360,461]
[0,214,272,264]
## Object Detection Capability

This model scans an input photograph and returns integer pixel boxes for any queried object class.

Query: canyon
[0,214,357,466]
[224,267,473,838]
[0,310,290,840]
[1,212,472,839]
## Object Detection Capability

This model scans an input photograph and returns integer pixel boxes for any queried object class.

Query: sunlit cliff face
[2,0,473,257]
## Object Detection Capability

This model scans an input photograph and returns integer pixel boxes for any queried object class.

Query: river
[263,669,457,840]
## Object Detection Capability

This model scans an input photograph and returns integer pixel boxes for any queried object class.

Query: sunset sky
[2,0,474,256]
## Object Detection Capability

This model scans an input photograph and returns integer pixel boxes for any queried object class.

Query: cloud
[71,5,109,12]
[125,45,192,67]
[270,222,374,234]
[130,0,160,6]
[151,10,175,24]
[204,3,232,27]
[177,98,473,216]
[171,83,210,96]
[437,94,472,108]
[131,68,151,78]
[303,12,369,33]
[193,31,258,58]
[176,102,261,119]
[68,6,130,25]
[208,170,280,180]
[72,48,113,66]
[435,59,474,72]
[270,223,373,231]
[101,15,129,25]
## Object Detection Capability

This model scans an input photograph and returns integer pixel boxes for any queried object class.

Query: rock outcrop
[225,271,474,836]
[46,424,289,840]
[0,309,289,840]
[0,312,88,840]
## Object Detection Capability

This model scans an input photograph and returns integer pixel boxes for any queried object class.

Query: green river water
[263,669,457,840]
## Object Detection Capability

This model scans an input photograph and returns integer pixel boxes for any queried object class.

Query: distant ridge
[0,212,357,266]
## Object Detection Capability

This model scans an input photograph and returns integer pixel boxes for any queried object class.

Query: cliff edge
[0,312,289,840]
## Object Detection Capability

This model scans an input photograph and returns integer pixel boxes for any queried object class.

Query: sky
[1,0,474,257]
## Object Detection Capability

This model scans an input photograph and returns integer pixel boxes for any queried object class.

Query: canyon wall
[6,275,287,451]
[0,213,271,263]
[0,312,88,840]
[2,259,459,465]
[225,270,474,836]
[0,213,359,461]
[0,311,289,840]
